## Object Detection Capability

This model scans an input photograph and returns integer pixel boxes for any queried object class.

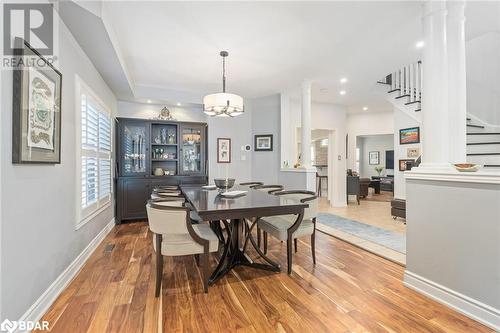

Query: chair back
[347,176,360,195]
[276,191,318,220]
[253,184,284,194]
[146,199,189,235]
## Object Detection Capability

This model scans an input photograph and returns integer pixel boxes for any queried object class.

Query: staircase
[377,61,500,168]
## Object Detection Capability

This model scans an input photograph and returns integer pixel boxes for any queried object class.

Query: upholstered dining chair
[146,198,219,295]
[257,190,318,274]
[252,184,285,247]
[239,181,264,188]
[150,191,202,223]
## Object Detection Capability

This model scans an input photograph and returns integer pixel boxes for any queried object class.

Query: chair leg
[357,195,360,205]
[194,254,200,267]
[257,226,261,248]
[311,232,316,265]
[287,237,293,274]
[263,231,268,254]
[155,234,163,297]
[202,251,209,293]
[294,238,298,253]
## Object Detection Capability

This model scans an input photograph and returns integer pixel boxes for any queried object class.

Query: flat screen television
[386,150,394,170]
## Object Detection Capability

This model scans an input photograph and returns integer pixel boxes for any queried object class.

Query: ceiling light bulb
[362,106,368,111]
[339,90,346,95]
[340,77,348,84]
[147,99,152,104]
[416,40,425,49]
[177,102,181,106]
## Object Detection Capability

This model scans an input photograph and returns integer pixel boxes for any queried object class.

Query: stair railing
[383,61,422,103]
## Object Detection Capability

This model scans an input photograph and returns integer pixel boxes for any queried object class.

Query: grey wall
[406,178,500,310]
[0,17,117,320]
[358,134,394,178]
[250,95,281,184]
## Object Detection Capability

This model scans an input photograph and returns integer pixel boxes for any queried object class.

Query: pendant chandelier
[203,51,244,117]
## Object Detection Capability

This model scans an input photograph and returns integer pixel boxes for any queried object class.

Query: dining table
[181,184,309,285]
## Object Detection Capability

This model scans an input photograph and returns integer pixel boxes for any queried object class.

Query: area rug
[317,213,406,254]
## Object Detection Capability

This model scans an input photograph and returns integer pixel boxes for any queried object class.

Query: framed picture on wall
[369,151,380,165]
[407,147,420,158]
[12,37,62,164]
[399,159,415,171]
[254,134,273,151]
[399,127,420,145]
[217,138,231,163]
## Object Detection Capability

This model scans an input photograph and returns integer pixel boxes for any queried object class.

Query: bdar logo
[0,319,17,333]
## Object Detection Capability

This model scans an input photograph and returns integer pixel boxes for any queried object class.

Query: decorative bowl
[453,163,481,172]
[214,178,235,192]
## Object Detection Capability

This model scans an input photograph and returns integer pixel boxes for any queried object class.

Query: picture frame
[407,147,420,158]
[399,159,415,171]
[399,127,420,145]
[368,151,380,165]
[254,134,273,151]
[12,37,62,164]
[217,138,231,163]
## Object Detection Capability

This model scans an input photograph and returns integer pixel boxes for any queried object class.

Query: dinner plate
[219,190,247,198]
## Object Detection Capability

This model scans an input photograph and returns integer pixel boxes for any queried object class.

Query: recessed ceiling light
[362,106,368,111]
[147,99,152,104]
[339,90,346,95]
[177,102,181,106]
[340,77,348,84]
[416,40,425,49]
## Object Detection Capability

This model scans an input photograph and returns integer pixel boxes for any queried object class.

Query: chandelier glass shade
[203,51,244,117]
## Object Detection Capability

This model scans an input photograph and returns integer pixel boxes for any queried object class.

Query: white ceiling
[64,1,499,113]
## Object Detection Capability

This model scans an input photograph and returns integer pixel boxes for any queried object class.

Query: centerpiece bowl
[214,178,235,192]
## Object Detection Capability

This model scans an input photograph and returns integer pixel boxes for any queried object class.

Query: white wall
[250,95,281,184]
[1,15,117,320]
[466,32,500,126]
[358,134,394,178]
[346,110,394,171]
[393,107,422,199]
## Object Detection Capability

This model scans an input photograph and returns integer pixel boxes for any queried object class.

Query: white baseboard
[404,270,500,331]
[15,218,115,332]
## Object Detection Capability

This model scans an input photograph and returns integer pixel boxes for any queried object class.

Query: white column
[301,79,312,168]
[447,0,467,164]
[420,1,450,170]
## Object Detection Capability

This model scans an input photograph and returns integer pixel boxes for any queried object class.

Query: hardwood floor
[37,222,493,333]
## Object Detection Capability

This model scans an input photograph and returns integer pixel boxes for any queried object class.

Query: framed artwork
[399,127,420,145]
[254,134,273,151]
[407,147,420,158]
[399,159,415,171]
[12,38,62,164]
[217,138,231,163]
[369,151,380,165]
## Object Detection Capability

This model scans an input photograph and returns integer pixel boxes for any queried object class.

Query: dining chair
[252,184,285,247]
[257,190,318,274]
[150,192,202,223]
[239,181,264,188]
[146,198,219,295]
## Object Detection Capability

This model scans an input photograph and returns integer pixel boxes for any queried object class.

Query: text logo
[3,3,54,55]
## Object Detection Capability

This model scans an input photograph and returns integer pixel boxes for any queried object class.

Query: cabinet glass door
[180,125,204,175]
[120,121,149,176]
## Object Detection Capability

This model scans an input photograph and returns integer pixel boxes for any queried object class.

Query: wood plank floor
[37,222,493,333]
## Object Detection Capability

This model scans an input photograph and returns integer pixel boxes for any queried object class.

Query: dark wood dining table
[181,184,308,285]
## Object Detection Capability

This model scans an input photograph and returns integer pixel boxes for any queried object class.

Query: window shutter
[99,158,111,199]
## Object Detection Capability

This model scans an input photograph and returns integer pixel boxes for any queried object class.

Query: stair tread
[467,153,500,156]
[467,142,500,145]
[395,94,410,99]
[377,81,391,85]
[415,109,421,112]
[404,100,421,105]
[467,124,485,128]
[387,89,400,93]
[467,132,500,135]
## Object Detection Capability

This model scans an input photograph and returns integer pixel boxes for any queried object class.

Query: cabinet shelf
[152,143,177,146]
[151,159,178,162]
